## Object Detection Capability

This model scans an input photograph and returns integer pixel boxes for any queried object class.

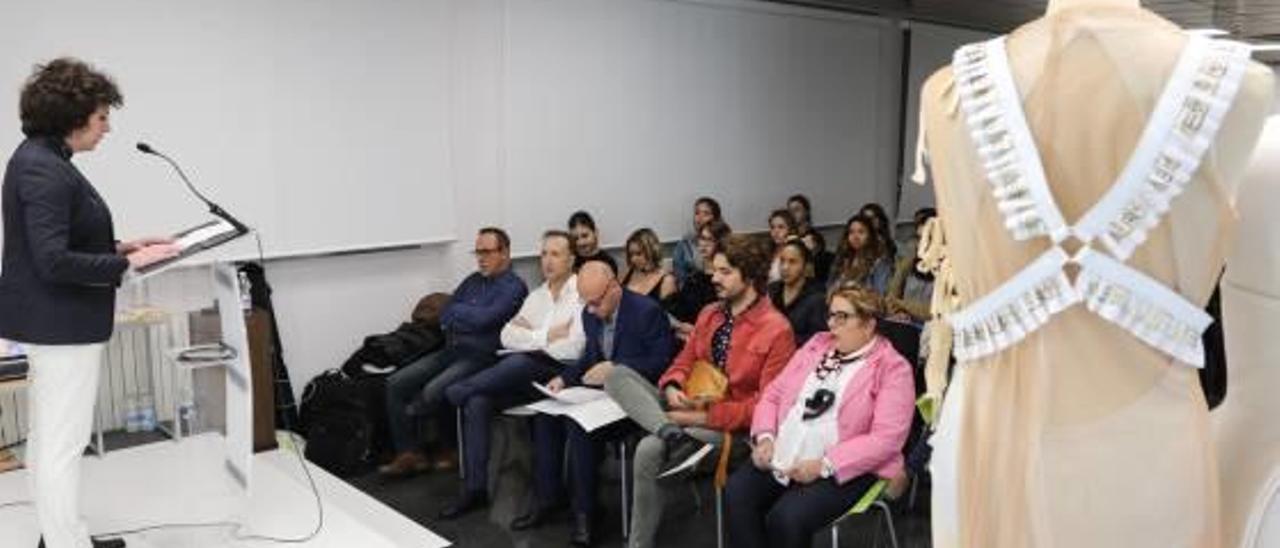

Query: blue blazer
[0,137,129,344]
[563,289,673,386]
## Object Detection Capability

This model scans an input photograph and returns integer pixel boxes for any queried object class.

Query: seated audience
[859,202,898,261]
[569,210,618,274]
[666,219,731,341]
[766,239,827,346]
[622,228,677,304]
[829,214,892,296]
[767,209,799,283]
[519,259,674,545]
[439,230,586,518]
[673,196,721,288]
[604,234,795,548]
[380,228,528,478]
[787,194,813,236]
[801,230,835,284]
[885,209,938,325]
[725,286,915,548]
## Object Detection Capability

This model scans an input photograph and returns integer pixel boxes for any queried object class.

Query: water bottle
[124,392,141,433]
[139,393,157,432]
[238,272,253,312]
[178,386,199,435]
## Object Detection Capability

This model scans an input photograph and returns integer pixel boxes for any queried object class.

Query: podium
[128,223,255,494]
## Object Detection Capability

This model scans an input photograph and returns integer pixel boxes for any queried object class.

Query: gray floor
[342,418,934,548]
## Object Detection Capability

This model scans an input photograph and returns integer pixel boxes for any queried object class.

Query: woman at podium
[0,58,179,548]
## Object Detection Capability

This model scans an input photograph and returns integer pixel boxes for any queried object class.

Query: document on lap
[516,383,626,432]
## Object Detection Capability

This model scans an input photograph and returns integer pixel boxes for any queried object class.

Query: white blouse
[499,275,586,363]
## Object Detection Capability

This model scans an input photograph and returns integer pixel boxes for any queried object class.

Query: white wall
[112,0,909,401]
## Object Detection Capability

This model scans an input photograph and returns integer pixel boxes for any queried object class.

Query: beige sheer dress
[920,7,1273,548]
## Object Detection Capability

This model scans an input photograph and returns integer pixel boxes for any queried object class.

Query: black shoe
[438,491,489,520]
[510,500,566,531]
[569,512,594,547]
[38,538,126,548]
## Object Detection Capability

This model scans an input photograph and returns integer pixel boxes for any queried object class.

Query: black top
[766,279,827,346]
[622,269,667,303]
[0,137,129,344]
[665,270,717,324]
[573,249,618,275]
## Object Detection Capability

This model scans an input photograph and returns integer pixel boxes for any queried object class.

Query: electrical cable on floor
[0,431,324,544]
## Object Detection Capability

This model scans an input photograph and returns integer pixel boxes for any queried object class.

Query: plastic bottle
[124,391,141,433]
[139,393,157,432]
[177,385,199,435]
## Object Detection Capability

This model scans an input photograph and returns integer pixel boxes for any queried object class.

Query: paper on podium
[132,218,248,280]
[521,383,627,432]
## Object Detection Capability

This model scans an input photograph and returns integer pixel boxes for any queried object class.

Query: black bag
[340,322,443,378]
[299,370,389,476]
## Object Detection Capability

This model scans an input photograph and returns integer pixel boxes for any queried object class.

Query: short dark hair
[478,227,511,251]
[787,194,811,213]
[542,229,572,249]
[695,196,722,220]
[781,237,812,266]
[567,210,597,232]
[804,230,827,253]
[717,233,772,292]
[20,58,123,138]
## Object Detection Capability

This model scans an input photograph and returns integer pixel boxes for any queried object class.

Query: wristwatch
[820,457,836,479]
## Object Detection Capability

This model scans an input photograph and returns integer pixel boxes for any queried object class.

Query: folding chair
[829,478,898,548]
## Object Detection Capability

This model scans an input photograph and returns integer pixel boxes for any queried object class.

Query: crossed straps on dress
[946,35,1251,367]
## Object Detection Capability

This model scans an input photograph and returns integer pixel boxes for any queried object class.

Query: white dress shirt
[500,274,587,363]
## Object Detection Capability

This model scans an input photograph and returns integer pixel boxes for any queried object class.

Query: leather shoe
[38,538,126,548]
[569,512,594,547]
[438,491,488,520]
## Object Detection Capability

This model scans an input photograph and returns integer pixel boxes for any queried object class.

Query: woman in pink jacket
[724,285,916,548]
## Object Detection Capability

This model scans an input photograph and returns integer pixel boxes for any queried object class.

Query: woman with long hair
[830,214,892,295]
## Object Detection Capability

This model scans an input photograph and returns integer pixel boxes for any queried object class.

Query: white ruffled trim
[949,248,1079,362]
[1074,249,1213,367]
[953,39,1067,243]
[1074,38,1251,260]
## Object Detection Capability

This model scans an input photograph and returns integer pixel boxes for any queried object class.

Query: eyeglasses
[827,310,856,325]
[473,248,503,257]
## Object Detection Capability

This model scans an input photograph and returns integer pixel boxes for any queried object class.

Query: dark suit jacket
[562,289,673,386]
[0,137,129,344]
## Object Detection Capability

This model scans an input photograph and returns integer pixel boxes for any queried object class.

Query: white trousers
[25,343,104,548]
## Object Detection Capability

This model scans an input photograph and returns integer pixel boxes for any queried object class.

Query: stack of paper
[515,383,628,432]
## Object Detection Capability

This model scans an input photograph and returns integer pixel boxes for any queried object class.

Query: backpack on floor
[298,370,389,476]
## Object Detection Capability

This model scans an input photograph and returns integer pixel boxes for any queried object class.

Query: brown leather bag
[685,360,728,404]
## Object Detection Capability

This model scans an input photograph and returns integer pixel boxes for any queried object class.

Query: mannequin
[1214,115,1280,548]
[918,0,1275,546]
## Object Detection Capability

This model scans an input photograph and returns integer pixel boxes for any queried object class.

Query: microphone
[136,141,249,234]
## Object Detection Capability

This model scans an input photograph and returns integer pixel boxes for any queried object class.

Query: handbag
[684,359,728,404]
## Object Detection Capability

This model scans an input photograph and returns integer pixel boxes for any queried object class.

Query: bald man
[517,257,673,546]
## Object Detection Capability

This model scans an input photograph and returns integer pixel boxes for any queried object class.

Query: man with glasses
[380,227,528,479]
[605,233,796,548]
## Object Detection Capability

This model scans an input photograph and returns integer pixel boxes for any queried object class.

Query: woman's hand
[665,386,692,410]
[545,376,565,393]
[126,243,182,269]
[118,237,174,255]
[751,438,775,470]
[787,459,824,484]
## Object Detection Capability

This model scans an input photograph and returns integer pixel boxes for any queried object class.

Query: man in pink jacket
[725,285,915,548]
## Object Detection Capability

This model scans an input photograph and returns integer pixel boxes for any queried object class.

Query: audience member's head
[577,259,622,320]
[540,230,575,284]
[567,210,600,257]
[802,230,826,254]
[768,209,798,248]
[859,203,891,235]
[826,283,882,353]
[713,233,771,303]
[693,196,722,232]
[787,194,812,232]
[698,218,732,263]
[836,213,887,265]
[474,227,512,277]
[777,238,814,287]
[625,228,663,274]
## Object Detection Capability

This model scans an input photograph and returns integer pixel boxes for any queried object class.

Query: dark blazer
[0,137,129,344]
[562,289,673,386]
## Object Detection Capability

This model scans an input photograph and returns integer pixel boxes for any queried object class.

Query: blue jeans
[445,352,561,495]
[385,345,495,452]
